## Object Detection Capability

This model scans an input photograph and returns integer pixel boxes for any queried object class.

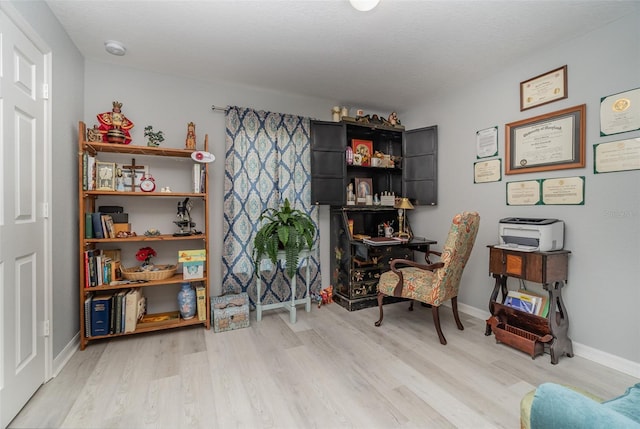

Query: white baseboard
[51,333,79,379]
[456,301,640,379]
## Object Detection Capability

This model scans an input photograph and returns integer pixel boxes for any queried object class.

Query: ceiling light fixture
[104,40,126,56]
[349,0,380,12]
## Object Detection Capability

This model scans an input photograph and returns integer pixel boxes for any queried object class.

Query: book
[504,290,538,314]
[195,283,206,321]
[91,212,104,239]
[102,214,115,238]
[114,290,126,334]
[86,155,96,190]
[124,288,141,333]
[90,294,111,336]
[518,289,549,317]
[84,295,93,337]
[362,237,404,246]
[85,213,93,238]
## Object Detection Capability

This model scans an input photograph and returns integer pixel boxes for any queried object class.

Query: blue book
[90,295,111,336]
[504,296,535,314]
[91,212,104,239]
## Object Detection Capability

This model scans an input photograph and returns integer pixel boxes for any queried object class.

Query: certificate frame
[520,65,567,111]
[505,104,585,175]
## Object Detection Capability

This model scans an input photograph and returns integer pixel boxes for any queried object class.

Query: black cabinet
[310,120,437,206]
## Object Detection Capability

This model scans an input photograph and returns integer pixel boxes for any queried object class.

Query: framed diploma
[506,180,541,206]
[541,176,585,205]
[474,159,502,183]
[505,104,585,175]
[594,138,640,174]
[476,126,498,158]
[520,65,567,111]
[600,88,640,136]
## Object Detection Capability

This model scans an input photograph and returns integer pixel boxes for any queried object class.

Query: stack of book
[503,289,549,317]
[84,288,146,337]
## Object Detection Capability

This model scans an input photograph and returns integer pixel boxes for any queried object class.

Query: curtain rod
[211,105,229,112]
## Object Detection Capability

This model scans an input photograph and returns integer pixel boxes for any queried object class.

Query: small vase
[177,282,196,320]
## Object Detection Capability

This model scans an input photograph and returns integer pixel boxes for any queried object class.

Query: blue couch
[521,382,640,429]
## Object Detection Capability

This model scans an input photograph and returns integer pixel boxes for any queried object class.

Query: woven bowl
[121,264,177,281]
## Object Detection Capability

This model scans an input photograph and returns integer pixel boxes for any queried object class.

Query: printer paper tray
[493,244,537,252]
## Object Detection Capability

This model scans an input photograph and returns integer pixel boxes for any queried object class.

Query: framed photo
[96,161,116,190]
[352,139,373,166]
[354,177,372,205]
[520,65,567,111]
[505,104,585,175]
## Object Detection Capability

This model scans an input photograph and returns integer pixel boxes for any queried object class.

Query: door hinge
[43,320,50,337]
[42,84,49,100]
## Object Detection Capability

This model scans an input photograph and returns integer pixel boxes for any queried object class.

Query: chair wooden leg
[374,292,385,327]
[452,296,464,331]
[432,306,447,345]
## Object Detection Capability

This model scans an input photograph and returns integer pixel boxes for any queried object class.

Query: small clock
[139,174,156,192]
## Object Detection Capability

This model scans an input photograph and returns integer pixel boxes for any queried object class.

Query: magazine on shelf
[504,290,541,314]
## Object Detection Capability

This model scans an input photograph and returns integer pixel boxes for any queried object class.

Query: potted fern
[253,198,316,278]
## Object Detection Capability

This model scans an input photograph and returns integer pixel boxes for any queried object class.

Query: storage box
[212,292,250,333]
[113,223,131,234]
[178,249,206,280]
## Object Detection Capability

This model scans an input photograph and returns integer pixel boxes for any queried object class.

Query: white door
[0,8,49,428]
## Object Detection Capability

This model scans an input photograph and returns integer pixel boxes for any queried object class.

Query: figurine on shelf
[185,122,196,150]
[346,183,355,205]
[87,124,105,142]
[115,166,125,191]
[96,101,134,144]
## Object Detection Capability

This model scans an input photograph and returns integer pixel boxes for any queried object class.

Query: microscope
[173,198,196,236]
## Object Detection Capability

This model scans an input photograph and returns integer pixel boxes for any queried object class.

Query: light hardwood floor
[9,302,639,429]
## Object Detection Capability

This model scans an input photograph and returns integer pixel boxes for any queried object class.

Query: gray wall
[8,0,85,361]
[401,10,640,367]
[10,1,639,373]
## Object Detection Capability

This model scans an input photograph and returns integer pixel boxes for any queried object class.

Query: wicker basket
[121,264,177,281]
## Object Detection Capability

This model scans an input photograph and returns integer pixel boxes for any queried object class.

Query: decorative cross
[122,158,145,192]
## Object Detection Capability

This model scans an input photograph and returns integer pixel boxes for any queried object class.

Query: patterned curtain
[222,106,321,307]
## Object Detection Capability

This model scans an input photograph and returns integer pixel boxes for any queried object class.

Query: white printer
[497,217,564,252]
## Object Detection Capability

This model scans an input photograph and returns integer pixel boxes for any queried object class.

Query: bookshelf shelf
[77,121,210,350]
[485,245,573,364]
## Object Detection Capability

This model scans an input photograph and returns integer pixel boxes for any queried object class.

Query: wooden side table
[256,248,314,323]
[486,245,574,364]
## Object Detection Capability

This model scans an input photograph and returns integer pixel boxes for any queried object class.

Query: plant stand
[256,248,314,323]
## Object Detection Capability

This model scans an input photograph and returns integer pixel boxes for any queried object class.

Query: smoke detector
[104,40,126,56]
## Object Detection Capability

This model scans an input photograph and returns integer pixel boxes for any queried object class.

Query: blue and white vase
[177,282,196,320]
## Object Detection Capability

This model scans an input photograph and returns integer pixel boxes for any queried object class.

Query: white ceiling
[46,0,637,111]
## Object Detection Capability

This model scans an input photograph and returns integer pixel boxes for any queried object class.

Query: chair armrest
[388,259,444,297]
[530,383,640,429]
[425,250,441,264]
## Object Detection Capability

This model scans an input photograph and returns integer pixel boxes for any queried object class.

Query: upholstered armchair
[375,211,480,345]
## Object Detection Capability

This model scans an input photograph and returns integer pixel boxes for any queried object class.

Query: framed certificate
[600,88,640,136]
[520,65,567,111]
[505,104,585,175]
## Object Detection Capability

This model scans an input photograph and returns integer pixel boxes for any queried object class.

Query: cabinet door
[404,125,438,205]
[310,121,347,205]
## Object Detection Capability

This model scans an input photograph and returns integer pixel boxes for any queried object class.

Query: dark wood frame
[520,65,567,111]
[505,104,585,175]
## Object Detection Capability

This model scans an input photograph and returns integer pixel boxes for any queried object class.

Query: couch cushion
[530,383,640,429]
[602,383,640,423]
